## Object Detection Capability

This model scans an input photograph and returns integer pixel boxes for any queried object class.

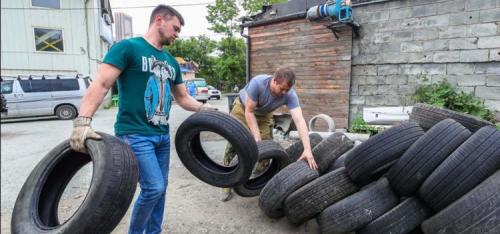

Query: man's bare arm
[78,64,121,117]
[290,107,318,170]
[244,97,261,142]
[172,83,202,112]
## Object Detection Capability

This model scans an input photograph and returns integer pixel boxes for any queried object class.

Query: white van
[184,78,208,103]
[0,75,90,120]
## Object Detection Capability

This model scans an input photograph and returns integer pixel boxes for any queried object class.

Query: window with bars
[34,28,64,52]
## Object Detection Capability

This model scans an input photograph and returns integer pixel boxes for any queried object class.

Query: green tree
[206,0,239,37]
[166,35,217,82]
[214,37,246,92]
[241,0,287,15]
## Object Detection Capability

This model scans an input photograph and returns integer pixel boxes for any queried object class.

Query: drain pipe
[240,24,250,83]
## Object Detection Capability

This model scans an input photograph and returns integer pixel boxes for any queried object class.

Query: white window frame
[33,27,65,53]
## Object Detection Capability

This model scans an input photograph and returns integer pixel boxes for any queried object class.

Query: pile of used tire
[258,103,500,234]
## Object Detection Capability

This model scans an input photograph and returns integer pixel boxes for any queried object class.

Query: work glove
[70,116,102,153]
[198,103,218,112]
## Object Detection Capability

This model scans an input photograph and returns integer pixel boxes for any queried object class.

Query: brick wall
[350,0,500,121]
[249,19,353,128]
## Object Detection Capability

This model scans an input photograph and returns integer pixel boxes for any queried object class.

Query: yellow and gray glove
[70,116,102,153]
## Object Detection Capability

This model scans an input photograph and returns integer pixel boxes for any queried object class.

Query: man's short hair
[149,5,185,26]
[273,67,296,87]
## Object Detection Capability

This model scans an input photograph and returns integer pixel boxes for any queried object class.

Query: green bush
[349,116,383,135]
[413,79,495,123]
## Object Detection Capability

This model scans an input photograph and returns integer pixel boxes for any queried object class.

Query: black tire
[410,103,493,132]
[56,104,77,120]
[233,140,289,197]
[345,122,424,185]
[418,125,500,211]
[312,132,354,174]
[285,133,323,162]
[175,111,258,187]
[317,178,399,234]
[387,119,471,196]
[11,133,138,234]
[283,167,358,224]
[358,197,433,234]
[421,171,500,234]
[259,160,319,218]
[326,152,348,173]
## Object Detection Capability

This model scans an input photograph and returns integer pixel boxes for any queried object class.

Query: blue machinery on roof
[307,0,360,39]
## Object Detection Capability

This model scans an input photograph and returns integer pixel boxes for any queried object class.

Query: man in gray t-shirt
[221,67,317,201]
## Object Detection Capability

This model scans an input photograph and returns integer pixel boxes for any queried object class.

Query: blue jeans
[118,134,170,234]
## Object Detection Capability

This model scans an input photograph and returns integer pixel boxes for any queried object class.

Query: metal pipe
[240,25,251,83]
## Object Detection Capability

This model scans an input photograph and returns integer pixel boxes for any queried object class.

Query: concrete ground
[1,96,318,233]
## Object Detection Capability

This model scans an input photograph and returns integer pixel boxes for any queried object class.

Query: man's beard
[158,28,172,46]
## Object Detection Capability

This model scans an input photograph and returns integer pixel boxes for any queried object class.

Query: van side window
[1,81,13,94]
[19,80,51,92]
[51,79,79,91]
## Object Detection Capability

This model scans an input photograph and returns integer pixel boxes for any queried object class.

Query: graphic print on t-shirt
[144,59,175,126]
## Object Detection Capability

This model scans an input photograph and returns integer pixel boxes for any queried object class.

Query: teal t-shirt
[103,37,183,136]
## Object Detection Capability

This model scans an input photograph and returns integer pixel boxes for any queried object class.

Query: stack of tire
[259,103,500,234]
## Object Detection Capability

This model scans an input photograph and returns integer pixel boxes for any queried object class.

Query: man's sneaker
[220,188,233,202]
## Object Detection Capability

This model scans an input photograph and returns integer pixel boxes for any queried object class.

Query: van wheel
[56,105,77,120]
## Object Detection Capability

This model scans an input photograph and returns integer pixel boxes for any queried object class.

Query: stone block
[384,75,409,85]
[381,52,410,64]
[424,39,450,51]
[384,95,404,105]
[475,86,500,99]
[377,84,399,95]
[478,36,500,48]
[466,23,498,36]
[359,85,378,95]
[433,51,461,62]
[372,33,393,43]
[389,8,413,20]
[413,28,440,41]
[460,50,490,62]
[456,86,475,94]
[447,63,476,75]
[491,49,500,61]
[376,21,402,32]
[486,75,500,86]
[438,0,466,14]
[401,64,447,75]
[479,8,500,23]
[439,25,467,38]
[431,75,453,84]
[401,41,424,52]
[412,4,438,17]
[449,38,479,50]
[392,31,414,42]
[408,52,435,63]
[353,65,378,76]
[365,95,386,106]
[465,0,497,11]
[397,84,418,95]
[378,65,400,75]
[449,75,487,86]
[449,11,480,25]
[359,11,390,23]
[484,100,500,111]
[350,96,365,105]
[475,62,500,74]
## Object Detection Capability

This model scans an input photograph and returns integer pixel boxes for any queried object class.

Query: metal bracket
[326,20,361,39]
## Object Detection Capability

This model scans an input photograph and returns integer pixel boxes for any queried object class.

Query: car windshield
[194,80,207,87]
[1,80,13,94]
[208,85,215,90]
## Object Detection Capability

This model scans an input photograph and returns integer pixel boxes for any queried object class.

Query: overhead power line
[1,2,214,10]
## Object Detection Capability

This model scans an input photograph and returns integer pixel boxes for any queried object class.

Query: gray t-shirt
[239,74,300,116]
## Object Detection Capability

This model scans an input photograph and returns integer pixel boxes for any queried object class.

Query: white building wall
[0,0,112,79]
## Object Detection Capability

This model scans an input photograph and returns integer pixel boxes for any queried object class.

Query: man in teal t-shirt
[69,5,214,234]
